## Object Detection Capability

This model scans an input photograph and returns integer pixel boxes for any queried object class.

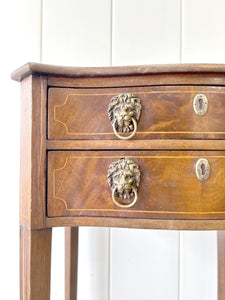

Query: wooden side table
[12,63,225,300]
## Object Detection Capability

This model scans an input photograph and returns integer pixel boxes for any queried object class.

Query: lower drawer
[47,151,225,220]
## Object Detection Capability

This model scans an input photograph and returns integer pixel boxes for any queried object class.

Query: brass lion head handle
[107,158,140,208]
[108,93,142,140]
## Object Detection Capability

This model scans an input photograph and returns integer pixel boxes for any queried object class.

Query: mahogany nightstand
[12,63,225,300]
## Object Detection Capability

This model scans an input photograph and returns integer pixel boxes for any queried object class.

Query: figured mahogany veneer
[11,63,225,300]
[48,150,225,220]
[48,86,225,140]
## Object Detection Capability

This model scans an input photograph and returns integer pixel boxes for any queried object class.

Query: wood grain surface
[48,86,225,140]
[20,75,48,229]
[15,63,225,298]
[47,150,225,220]
[10,62,225,82]
[218,231,225,299]
[20,227,52,300]
[47,139,225,150]
[47,73,225,89]
[65,227,78,300]
[46,216,225,230]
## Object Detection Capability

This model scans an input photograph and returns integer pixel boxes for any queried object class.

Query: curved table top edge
[11,62,225,82]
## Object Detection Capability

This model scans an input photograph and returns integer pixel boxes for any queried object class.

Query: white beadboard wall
[1,0,223,299]
[0,1,41,300]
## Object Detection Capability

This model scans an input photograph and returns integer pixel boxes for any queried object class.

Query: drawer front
[48,86,225,140]
[47,151,225,220]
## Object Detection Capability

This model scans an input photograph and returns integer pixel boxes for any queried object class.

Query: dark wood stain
[48,86,225,140]
[48,150,225,220]
[12,63,225,299]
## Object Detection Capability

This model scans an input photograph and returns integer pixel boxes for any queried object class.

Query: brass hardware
[108,93,141,139]
[112,186,138,208]
[113,117,137,140]
[193,94,208,115]
[195,158,210,181]
[107,158,140,208]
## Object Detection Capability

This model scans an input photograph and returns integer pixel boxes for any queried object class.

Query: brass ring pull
[107,158,141,209]
[112,186,138,208]
[108,93,142,140]
[113,117,137,140]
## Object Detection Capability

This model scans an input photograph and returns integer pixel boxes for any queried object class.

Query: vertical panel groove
[110,0,113,66]
[179,2,182,298]
[178,232,181,300]
[180,0,183,63]
[40,0,43,63]
[109,1,113,298]
[108,228,111,300]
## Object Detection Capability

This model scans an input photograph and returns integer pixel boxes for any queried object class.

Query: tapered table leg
[20,226,52,300]
[218,231,225,300]
[65,227,79,300]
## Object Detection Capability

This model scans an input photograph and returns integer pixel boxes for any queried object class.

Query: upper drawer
[48,86,225,140]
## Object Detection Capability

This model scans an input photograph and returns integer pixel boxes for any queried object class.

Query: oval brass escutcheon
[193,94,208,116]
[195,158,210,181]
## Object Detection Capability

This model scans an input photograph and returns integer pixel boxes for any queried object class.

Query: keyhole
[193,94,208,116]
[196,158,210,181]
[198,98,203,110]
[200,163,205,176]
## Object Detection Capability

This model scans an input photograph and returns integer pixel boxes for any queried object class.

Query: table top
[11,62,225,82]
